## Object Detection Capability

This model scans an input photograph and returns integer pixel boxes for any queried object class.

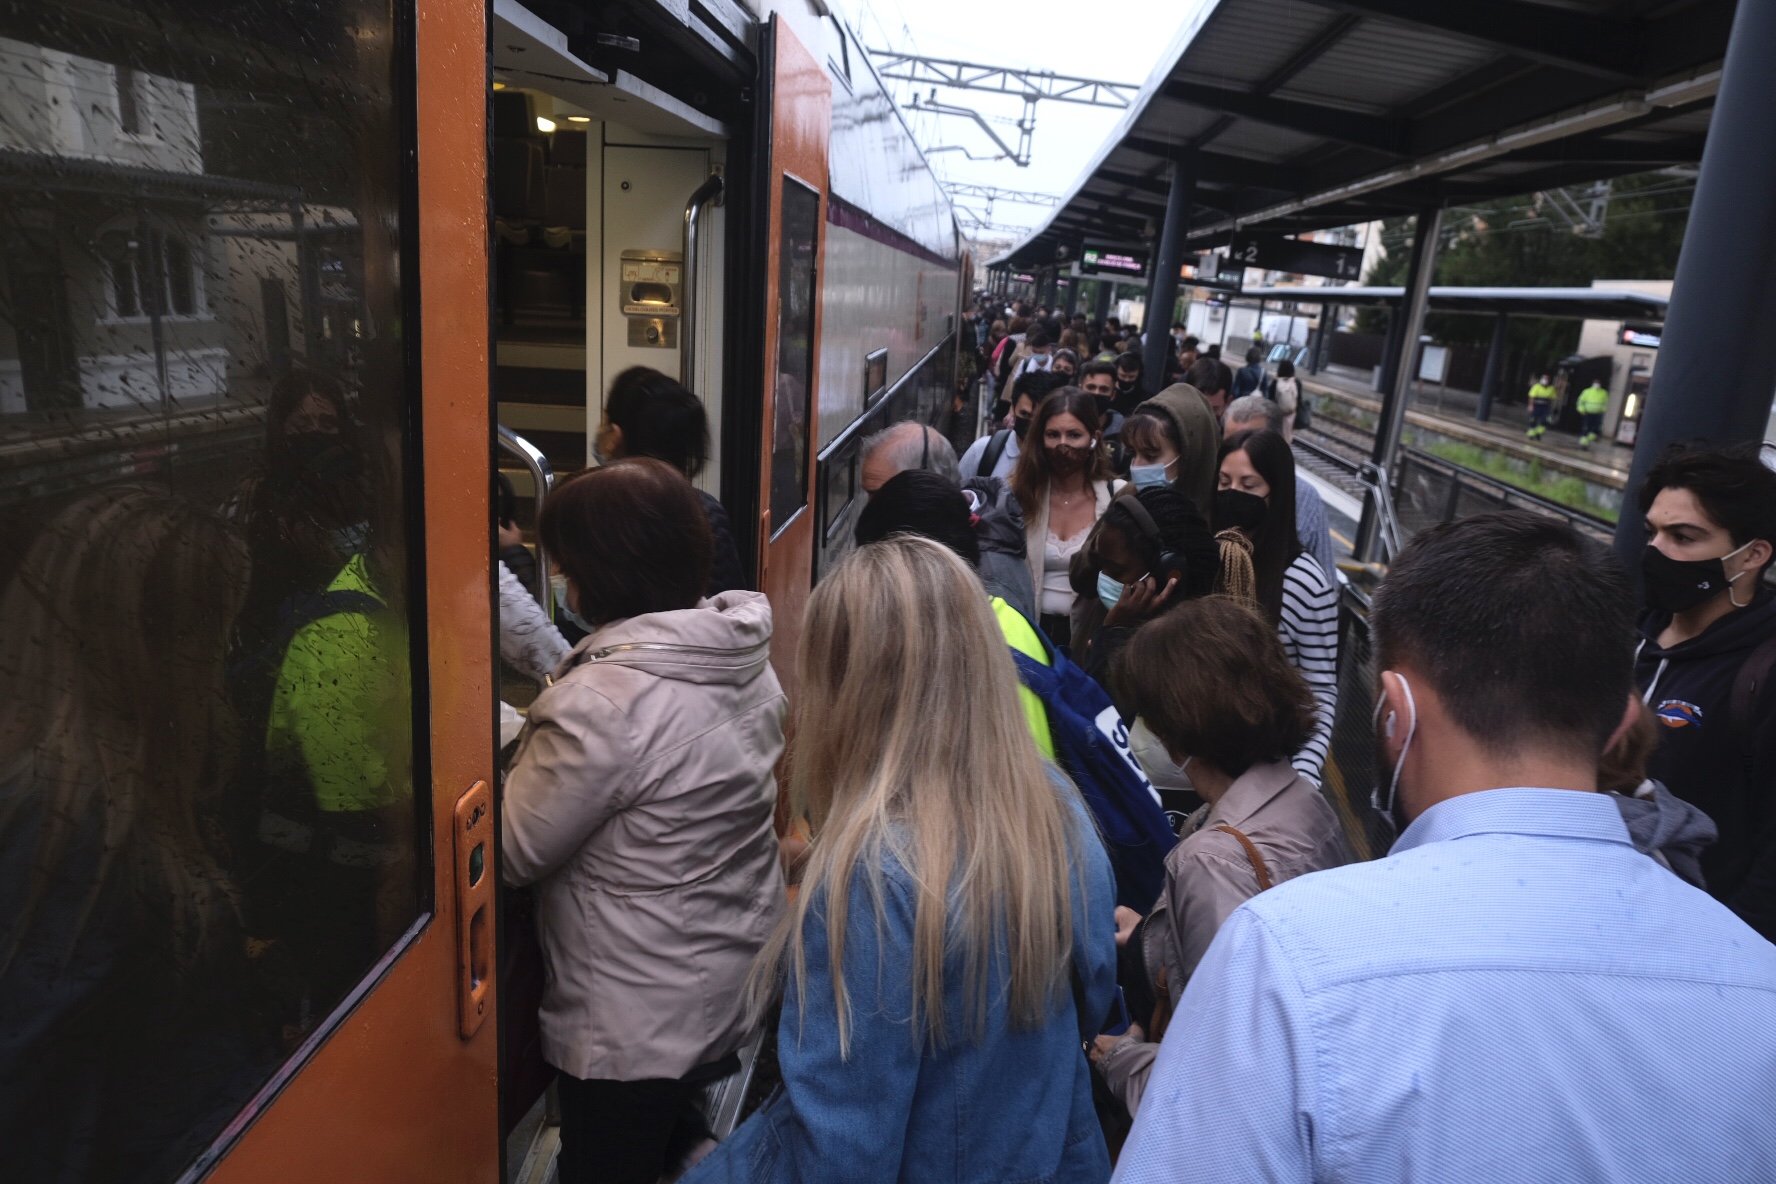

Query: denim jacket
[683,798,1118,1184]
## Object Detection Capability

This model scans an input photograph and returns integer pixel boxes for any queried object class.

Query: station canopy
[996,0,1732,270]
[1232,284,1668,320]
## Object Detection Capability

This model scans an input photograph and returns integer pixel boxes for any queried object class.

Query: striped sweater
[1279,552,1339,785]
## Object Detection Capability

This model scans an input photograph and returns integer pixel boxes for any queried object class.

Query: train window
[0,2,425,1178]
[822,449,856,542]
[769,177,820,536]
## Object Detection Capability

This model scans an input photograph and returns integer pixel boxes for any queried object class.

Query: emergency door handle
[453,780,495,1039]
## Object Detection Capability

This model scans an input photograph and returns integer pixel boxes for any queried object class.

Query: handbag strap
[1214,824,1275,892]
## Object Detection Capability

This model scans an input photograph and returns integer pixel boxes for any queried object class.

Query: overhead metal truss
[943,183,1058,207]
[867,52,1138,109]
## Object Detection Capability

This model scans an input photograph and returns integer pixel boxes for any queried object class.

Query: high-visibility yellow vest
[1528,382,1557,403]
[1576,383,1609,415]
[991,596,1056,763]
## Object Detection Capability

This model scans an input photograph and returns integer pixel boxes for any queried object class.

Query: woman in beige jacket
[1090,596,1352,1116]
[501,459,786,1184]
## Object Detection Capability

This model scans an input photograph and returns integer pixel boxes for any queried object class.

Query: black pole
[1358,207,1442,562]
[1613,0,1776,568]
[1377,307,1404,395]
[1095,277,1113,325]
[1311,303,1335,373]
[1476,310,1507,423]
[1142,152,1194,385]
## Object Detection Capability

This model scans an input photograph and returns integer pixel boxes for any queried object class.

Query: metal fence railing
[1322,586,1396,862]
[1392,446,1615,546]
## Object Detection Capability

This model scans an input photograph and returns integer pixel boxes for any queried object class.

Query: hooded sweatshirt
[1131,383,1222,520]
[1634,589,1776,938]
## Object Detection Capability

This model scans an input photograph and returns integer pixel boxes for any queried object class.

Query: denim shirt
[684,800,1118,1184]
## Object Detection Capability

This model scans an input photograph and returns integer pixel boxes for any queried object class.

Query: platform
[1301,365,1634,490]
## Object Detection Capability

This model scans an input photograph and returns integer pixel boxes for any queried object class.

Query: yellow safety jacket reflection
[991,596,1056,763]
[1528,382,1557,403]
[266,554,408,813]
[1577,383,1609,414]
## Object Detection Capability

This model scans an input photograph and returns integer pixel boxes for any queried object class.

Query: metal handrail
[1357,460,1405,560]
[497,424,555,619]
[681,173,725,393]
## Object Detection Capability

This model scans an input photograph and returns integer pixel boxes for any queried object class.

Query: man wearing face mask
[960,372,1059,481]
[1115,511,1776,1184]
[1634,443,1776,938]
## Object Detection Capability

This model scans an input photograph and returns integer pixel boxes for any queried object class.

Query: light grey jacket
[1095,760,1351,1112]
[502,590,786,1081]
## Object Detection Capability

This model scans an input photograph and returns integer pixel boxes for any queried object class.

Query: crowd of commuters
[483,299,1776,1183]
[6,287,1776,1183]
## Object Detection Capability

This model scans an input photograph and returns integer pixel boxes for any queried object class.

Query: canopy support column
[1358,206,1442,563]
[1613,0,1776,569]
[1476,311,1507,423]
[1142,152,1194,385]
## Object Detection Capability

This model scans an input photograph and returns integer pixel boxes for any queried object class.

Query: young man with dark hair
[1635,443,1776,938]
[1185,356,1234,422]
[1112,351,1148,416]
[1118,511,1776,1182]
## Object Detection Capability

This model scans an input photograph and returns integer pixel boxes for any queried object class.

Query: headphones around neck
[1112,493,1184,584]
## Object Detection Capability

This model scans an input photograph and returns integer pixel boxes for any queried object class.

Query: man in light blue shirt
[1116,511,1776,1184]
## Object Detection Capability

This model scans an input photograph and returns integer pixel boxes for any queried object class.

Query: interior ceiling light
[566,115,592,123]
[536,116,556,133]
[492,80,506,90]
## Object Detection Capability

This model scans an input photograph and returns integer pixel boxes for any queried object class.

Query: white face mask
[1371,672,1418,831]
[550,574,595,632]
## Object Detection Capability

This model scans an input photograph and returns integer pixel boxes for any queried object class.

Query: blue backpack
[1010,631,1175,912]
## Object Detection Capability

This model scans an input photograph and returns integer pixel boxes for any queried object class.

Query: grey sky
[836,0,1207,248]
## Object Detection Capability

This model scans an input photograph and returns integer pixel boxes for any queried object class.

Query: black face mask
[1641,542,1751,614]
[1213,488,1267,534]
[1115,377,1138,394]
[1012,416,1031,439]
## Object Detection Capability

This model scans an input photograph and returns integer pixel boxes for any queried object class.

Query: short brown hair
[538,458,711,625]
[1113,595,1316,777]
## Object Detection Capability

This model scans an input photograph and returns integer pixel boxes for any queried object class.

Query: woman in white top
[1212,428,1338,784]
[1271,358,1301,443]
[1011,387,1125,648]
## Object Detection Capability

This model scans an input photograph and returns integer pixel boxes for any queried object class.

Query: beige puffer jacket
[502,590,786,1081]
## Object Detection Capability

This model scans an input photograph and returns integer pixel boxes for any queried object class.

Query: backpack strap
[977,429,1013,479]
[1213,824,1275,891]
[1730,632,1776,757]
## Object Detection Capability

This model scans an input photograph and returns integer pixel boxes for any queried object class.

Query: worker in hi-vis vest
[1576,381,1610,449]
[1526,373,1557,440]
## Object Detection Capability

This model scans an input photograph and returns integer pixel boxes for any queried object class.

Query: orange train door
[0,0,490,1178]
[755,15,832,698]
[205,0,502,1178]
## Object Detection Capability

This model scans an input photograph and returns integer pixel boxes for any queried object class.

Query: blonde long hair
[0,489,249,972]
[754,536,1088,1054]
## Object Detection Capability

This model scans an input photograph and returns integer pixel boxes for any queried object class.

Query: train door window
[769,177,820,536]
[0,1,426,1178]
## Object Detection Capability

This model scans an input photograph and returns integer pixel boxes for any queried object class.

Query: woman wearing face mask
[1011,388,1125,648]
[1081,488,1219,701]
[1634,443,1776,939]
[1090,596,1352,1117]
[1215,429,1338,785]
[1119,382,1222,517]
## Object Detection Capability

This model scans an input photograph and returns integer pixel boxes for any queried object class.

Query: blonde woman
[684,536,1118,1184]
[0,490,268,1181]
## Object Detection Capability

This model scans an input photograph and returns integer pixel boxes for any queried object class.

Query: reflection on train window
[770,177,820,536]
[822,448,856,542]
[0,3,424,1179]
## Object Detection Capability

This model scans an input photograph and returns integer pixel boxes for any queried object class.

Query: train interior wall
[491,71,729,518]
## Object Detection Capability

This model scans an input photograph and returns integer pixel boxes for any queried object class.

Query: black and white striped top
[1279,552,1339,785]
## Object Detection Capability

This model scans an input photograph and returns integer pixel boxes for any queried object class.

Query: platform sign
[1226,233,1364,281]
[1618,322,1662,348]
[1080,247,1148,277]
[1182,252,1244,292]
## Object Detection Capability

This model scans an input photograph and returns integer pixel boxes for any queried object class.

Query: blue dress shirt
[1115,788,1776,1183]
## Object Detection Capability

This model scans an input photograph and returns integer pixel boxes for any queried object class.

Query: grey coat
[502,590,786,1081]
